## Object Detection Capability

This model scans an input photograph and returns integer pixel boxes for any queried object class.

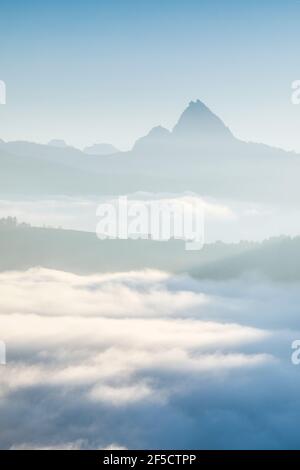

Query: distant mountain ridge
[173,99,233,141]
[83,143,119,156]
[133,100,233,151]
[48,139,68,148]
[0,219,299,281]
[0,99,299,202]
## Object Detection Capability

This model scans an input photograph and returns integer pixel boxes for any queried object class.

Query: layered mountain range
[0,100,298,202]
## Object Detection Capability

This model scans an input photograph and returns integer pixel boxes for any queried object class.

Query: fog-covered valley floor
[0,267,299,449]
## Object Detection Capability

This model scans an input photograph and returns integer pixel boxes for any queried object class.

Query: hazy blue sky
[0,0,300,150]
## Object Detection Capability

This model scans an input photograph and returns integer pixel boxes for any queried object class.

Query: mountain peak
[84,143,119,156]
[172,99,233,142]
[147,125,170,138]
[133,126,170,152]
[48,139,68,148]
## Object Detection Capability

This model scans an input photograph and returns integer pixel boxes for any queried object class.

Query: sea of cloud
[0,268,299,449]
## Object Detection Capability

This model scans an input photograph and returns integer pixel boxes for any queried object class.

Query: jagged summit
[133,100,234,151]
[172,99,233,141]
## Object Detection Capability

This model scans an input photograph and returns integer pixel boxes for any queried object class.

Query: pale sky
[0,0,300,151]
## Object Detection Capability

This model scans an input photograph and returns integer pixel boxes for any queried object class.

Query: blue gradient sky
[0,0,300,150]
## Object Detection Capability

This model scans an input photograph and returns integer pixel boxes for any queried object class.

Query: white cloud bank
[0,268,299,449]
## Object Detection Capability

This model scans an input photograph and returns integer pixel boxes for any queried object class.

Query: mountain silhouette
[172,99,233,143]
[83,143,119,156]
[0,99,299,202]
[133,100,233,151]
[133,126,171,152]
[48,139,68,148]
[1,220,300,282]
